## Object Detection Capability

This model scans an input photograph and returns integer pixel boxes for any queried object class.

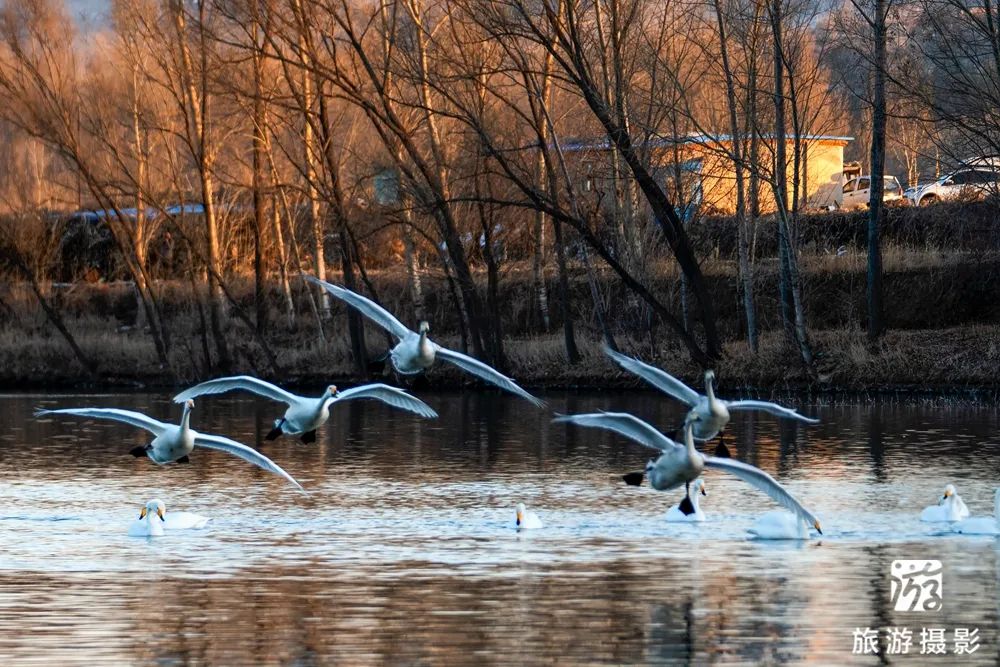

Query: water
[1,391,999,665]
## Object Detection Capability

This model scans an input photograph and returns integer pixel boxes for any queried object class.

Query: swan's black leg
[678,481,695,515]
[265,419,285,441]
[300,430,317,444]
[129,445,149,458]
[176,455,190,464]
[622,471,644,486]
[714,431,732,458]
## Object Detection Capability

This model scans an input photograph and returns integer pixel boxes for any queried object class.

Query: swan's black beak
[701,486,707,496]
[814,521,823,535]
[622,472,644,486]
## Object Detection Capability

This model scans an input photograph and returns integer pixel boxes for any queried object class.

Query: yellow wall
[685,139,847,214]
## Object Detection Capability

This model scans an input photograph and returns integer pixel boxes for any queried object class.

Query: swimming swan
[748,510,813,540]
[128,499,165,537]
[127,499,209,536]
[952,489,1000,535]
[666,479,707,522]
[920,484,970,522]
[604,346,818,444]
[35,402,303,490]
[174,376,437,443]
[553,411,822,535]
[304,276,544,407]
[516,502,543,531]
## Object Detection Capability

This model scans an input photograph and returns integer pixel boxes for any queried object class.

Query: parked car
[909,167,1000,206]
[840,175,905,210]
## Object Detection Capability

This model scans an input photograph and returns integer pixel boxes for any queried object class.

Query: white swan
[128,499,165,537]
[952,489,1000,535]
[554,411,822,534]
[920,484,970,522]
[127,499,209,536]
[174,376,437,443]
[304,276,544,407]
[666,479,707,522]
[604,346,818,443]
[163,505,210,530]
[35,401,303,490]
[516,502,543,531]
[748,510,813,540]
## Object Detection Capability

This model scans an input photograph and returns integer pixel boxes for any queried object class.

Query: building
[565,133,853,217]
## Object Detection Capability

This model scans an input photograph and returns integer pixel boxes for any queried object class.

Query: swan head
[516,502,526,526]
[184,399,195,410]
[813,519,823,535]
[418,321,430,334]
[942,484,957,500]
[692,479,707,496]
[139,499,165,521]
[704,369,716,385]
[326,385,338,397]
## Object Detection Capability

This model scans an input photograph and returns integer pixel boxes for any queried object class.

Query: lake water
[1,390,999,665]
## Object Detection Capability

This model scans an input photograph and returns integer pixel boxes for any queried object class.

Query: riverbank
[3,322,999,397]
[3,241,999,395]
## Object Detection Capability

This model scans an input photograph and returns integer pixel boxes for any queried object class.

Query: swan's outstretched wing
[553,412,679,452]
[603,346,700,407]
[193,432,304,491]
[703,456,821,532]
[303,275,411,341]
[332,383,438,418]
[174,376,299,405]
[434,347,545,408]
[725,400,820,424]
[34,407,169,436]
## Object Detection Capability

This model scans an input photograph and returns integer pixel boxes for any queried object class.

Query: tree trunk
[771,0,795,341]
[867,0,887,341]
[252,23,267,334]
[339,227,367,376]
[713,0,758,352]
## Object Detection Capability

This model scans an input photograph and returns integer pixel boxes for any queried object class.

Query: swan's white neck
[180,404,192,431]
[683,421,698,463]
[704,374,716,402]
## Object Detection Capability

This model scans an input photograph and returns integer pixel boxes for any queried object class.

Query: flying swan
[553,411,822,535]
[35,401,303,490]
[174,376,437,443]
[604,346,819,450]
[303,275,544,407]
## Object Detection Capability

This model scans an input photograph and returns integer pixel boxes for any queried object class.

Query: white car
[909,167,1000,206]
[841,175,904,210]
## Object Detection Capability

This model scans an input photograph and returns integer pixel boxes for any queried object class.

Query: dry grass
[2,243,1000,391]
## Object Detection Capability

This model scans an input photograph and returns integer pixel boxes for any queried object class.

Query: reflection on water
[1,392,999,664]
